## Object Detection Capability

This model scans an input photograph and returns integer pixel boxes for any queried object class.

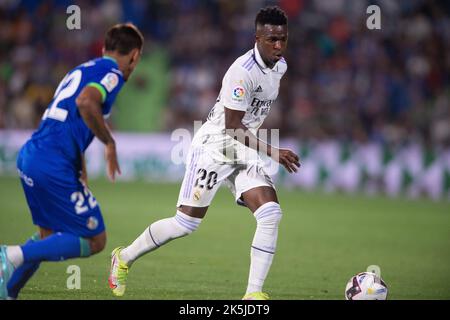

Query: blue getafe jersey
[25,56,124,171]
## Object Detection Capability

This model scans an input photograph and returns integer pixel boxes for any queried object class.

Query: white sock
[120,211,202,266]
[6,246,24,269]
[246,202,282,294]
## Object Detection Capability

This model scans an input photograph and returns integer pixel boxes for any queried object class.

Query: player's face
[255,24,288,68]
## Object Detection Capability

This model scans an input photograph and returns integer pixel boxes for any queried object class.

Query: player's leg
[4,229,105,300]
[109,147,230,296]
[3,231,103,268]
[109,207,207,297]
[1,170,106,299]
[1,168,57,299]
[2,230,105,299]
[88,231,107,254]
[116,147,214,267]
[115,205,206,264]
[5,175,105,262]
[117,205,207,266]
[240,186,279,213]
[229,165,282,300]
[6,228,52,299]
[241,186,281,299]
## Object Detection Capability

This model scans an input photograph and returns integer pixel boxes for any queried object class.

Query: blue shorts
[17,145,105,238]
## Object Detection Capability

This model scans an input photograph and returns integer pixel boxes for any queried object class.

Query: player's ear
[129,48,140,65]
[133,48,141,63]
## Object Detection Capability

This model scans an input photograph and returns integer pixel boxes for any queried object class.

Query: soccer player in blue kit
[0,23,143,299]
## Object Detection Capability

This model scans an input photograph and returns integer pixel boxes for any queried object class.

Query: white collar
[253,43,278,74]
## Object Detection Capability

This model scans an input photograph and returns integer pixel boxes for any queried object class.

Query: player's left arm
[76,85,121,182]
[224,108,300,173]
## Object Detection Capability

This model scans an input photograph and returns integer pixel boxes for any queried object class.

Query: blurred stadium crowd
[0,0,449,148]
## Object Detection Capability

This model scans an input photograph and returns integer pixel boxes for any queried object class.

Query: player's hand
[271,148,301,173]
[105,142,121,182]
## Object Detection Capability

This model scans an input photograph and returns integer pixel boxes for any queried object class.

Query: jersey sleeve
[86,69,124,116]
[220,64,253,112]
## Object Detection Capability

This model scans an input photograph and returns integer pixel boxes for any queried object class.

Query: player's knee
[149,213,201,247]
[173,210,202,238]
[89,233,107,255]
[90,239,106,255]
[39,227,53,239]
[254,201,282,227]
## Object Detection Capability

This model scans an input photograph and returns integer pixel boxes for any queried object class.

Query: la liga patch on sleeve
[232,86,245,101]
[100,72,119,93]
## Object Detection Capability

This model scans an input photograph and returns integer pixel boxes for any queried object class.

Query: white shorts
[177,147,275,208]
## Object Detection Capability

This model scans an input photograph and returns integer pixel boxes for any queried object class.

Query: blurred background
[0,0,449,199]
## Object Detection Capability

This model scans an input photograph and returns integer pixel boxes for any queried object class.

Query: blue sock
[7,233,41,299]
[21,232,91,263]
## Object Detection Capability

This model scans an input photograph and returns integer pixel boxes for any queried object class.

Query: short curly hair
[255,6,288,29]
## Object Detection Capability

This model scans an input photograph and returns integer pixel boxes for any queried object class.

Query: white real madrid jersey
[192,44,287,163]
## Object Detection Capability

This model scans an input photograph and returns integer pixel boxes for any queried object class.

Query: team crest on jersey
[101,72,119,92]
[87,216,99,230]
[232,86,245,100]
[193,190,201,201]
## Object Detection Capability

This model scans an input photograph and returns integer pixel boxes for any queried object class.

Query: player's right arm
[76,86,121,182]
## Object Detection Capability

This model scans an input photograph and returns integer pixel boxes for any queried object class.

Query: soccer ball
[345,272,388,300]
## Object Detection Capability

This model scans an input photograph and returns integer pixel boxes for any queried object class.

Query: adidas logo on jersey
[255,85,263,93]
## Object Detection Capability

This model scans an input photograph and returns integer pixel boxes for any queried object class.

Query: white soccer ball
[345,272,388,300]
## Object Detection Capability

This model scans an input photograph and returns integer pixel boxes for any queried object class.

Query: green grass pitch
[1,176,449,300]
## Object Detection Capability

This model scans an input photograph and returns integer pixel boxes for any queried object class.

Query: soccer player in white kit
[109,6,300,300]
